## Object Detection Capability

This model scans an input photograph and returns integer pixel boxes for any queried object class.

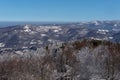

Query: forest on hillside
[0,40,120,80]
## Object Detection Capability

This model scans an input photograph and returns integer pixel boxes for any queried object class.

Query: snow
[30,40,37,44]
[37,40,43,44]
[24,25,31,32]
[114,24,117,27]
[54,30,59,32]
[97,29,109,34]
[29,31,37,34]
[22,46,28,49]
[90,37,103,40]
[93,21,100,26]
[30,41,37,44]
[41,34,47,37]
[38,26,62,32]
[0,43,5,47]
[98,29,109,32]
[15,51,24,55]
[79,29,88,35]
[48,39,52,42]
[109,37,113,39]
[112,28,120,32]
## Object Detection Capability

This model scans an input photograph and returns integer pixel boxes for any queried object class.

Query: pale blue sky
[0,0,120,22]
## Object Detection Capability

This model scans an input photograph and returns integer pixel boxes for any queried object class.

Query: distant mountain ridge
[0,20,120,50]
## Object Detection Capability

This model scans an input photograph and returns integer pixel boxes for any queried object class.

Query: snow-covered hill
[0,20,120,50]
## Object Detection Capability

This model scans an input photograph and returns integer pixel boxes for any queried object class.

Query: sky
[0,0,120,22]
